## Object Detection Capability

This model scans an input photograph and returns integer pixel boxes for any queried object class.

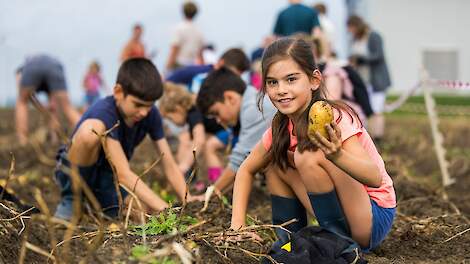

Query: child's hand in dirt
[310,122,343,159]
[200,185,223,212]
[187,194,205,202]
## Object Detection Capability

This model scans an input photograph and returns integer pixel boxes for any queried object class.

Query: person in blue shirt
[54,58,203,220]
[273,0,321,37]
[165,48,250,94]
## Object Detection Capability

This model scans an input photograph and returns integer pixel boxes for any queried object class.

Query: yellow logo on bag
[281,242,291,252]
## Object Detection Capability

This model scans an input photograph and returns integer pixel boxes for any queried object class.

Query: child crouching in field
[159,82,205,178]
[230,37,396,252]
[54,58,202,220]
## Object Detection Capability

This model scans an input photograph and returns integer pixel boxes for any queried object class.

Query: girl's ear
[310,69,322,91]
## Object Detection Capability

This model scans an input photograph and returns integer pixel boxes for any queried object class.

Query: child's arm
[166,45,180,71]
[105,137,168,211]
[178,124,205,173]
[312,123,382,188]
[153,138,202,202]
[230,142,269,229]
[213,168,235,195]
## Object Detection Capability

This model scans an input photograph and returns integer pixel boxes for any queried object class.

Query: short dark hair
[196,67,246,115]
[220,48,250,74]
[313,3,326,14]
[116,58,163,101]
[183,2,198,19]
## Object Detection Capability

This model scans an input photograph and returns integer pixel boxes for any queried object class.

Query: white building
[364,0,470,94]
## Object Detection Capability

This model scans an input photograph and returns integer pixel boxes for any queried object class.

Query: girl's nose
[277,83,288,95]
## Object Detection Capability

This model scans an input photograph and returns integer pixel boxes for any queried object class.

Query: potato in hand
[308,100,333,141]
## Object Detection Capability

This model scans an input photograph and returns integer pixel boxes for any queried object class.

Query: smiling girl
[229,37,396,252]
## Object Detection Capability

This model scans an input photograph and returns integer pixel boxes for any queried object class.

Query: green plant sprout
[131,208,198,236]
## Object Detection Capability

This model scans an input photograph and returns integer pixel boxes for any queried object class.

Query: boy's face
[207,91,241,127]
[114,85,154,126]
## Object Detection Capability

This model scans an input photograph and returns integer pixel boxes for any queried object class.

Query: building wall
[366,0,469,93]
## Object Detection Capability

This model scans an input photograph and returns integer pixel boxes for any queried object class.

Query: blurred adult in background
[273,0,321,37]
[347,15,391,146]
[166,1,205,72]
[120,24,150,62]
[313,3,336,52]
[15,54,80,145]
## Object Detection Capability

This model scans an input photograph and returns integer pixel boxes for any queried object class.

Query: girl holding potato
[229,37,396,252]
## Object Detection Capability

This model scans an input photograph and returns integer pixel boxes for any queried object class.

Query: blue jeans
[54,147,127,220]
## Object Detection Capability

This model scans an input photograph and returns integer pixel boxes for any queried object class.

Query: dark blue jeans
[54,146,127,220]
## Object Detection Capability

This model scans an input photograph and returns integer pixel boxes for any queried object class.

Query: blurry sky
[0,0,348,106]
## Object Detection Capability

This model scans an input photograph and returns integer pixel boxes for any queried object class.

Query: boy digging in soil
[54,58,202,220]
[196,67,277,196]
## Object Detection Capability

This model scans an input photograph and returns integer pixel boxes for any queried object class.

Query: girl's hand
[311,122,343,159]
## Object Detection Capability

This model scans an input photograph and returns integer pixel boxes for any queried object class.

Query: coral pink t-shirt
[262,109,396,208]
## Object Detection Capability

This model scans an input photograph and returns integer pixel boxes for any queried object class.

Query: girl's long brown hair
[258,37,360,171]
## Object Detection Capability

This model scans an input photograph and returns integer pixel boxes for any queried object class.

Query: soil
[0,109,469,263]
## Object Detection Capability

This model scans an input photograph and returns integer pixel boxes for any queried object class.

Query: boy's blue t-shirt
[72,96,164,162]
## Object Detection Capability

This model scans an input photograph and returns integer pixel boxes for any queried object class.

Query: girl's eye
[287,77,297,83]
[266,80,278,87]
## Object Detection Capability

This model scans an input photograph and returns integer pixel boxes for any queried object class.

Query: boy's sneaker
[54,197,73,221]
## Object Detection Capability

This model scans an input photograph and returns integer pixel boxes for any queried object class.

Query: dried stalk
[178,148,197,222]
[0,152,15,201]
[34,189,60,263]
[172,242,194,264]
[29,93,69,144]
[120,184,147,245]
[25,242,57,262]
[202,238,233,264]
[29,137,56,166]
[139,154,163,178]
[0,206,36,222]
[18,214,32,264]
[442,226,470,243]
[61,165,84,264]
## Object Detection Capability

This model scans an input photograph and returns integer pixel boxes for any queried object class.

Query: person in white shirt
[166,1,205,72]
[313,3,336,54]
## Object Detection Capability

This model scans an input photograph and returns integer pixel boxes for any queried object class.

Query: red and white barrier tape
[430,79,470,90]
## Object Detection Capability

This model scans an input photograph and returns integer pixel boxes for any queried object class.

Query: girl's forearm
[230,168,254,229]
[329,149,382,188]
